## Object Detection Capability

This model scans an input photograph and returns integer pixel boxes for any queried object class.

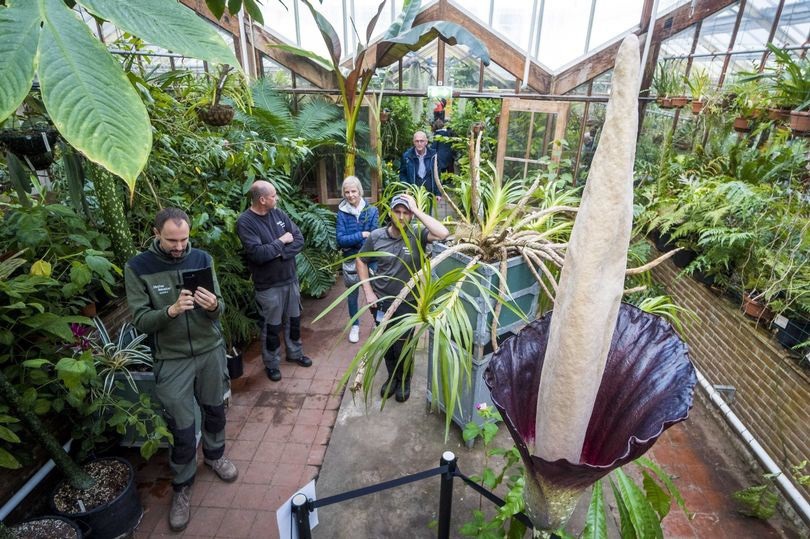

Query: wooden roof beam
[553,0,737,95]
[356,0,553,93]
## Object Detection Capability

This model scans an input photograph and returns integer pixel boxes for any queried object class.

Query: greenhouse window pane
[537,0,591,70]
[657,0,689,16]
[299,5,330,60]
[261,1,297,44]
[773,0,810,48]
[399,40,438,90]
[726,52,764,80]
[660,27,696,58]
[733,0,780,51]
[492,0,534,51]
[591,69,613,95]
[354,0,394,46]
[589,0,643,52]
[694,5,739,55]
[482,60,515,92]
[450,0,492,25]
[260,55,293,87]
[446,44,481,90]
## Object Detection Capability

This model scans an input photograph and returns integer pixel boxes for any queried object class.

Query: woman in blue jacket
[336,176,379,343]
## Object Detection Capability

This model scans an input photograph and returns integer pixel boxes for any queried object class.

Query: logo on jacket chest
[153,284,173,295]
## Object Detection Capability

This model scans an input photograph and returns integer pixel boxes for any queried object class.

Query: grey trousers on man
[154,347,228,489]
[255,282,305,369]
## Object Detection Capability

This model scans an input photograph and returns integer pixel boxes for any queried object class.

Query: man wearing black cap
[356,193,449,402]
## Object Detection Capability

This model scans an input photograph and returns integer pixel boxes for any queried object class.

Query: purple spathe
[484,303,696,529]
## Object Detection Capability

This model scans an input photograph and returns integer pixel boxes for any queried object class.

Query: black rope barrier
[289,451,565,539]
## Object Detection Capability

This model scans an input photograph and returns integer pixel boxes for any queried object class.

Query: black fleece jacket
[236,207,304,290]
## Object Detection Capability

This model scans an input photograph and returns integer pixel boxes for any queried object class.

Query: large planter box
[432,243,540,345]
[426,330,516,446]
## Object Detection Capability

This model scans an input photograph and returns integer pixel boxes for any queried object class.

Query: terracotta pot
[81,302,97,318]
[767,108,791,123]
[741,293,773,324]
[733,116,752,133]
[658,97,673,109]
[790,110,810,134]
[197,104,234,126]
[670,96,688,108]
[691,100,705,114]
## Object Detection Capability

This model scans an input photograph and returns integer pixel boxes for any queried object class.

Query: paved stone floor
[129,284,804,538]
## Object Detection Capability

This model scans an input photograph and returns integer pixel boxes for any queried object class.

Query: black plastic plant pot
[672,248,697,268]
[51,457,143,539]
[0,128,59,156]
[775,318,810,352]
[227,351,244,379]
[11,515,83,538]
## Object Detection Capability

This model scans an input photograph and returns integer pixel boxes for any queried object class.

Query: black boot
[380,354,399,399]
[395,375,411,403]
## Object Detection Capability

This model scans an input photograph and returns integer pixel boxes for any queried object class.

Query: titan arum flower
[484,35,697,531]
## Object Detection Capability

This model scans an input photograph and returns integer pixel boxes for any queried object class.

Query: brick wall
[652,258,810,498]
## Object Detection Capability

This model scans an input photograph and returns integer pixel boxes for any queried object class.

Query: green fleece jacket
[124,239,225,360]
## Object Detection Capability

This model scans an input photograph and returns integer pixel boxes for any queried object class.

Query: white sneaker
[349,326,360,343]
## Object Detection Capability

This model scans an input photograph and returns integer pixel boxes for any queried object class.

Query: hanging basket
[0,128,59,156]
[691,100,705,114]
[197,104,235,126]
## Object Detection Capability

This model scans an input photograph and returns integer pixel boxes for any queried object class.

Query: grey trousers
[154,347,228,489]
[255,282,304,369]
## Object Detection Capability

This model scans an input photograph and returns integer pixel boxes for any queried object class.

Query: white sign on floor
[277,480,318,539]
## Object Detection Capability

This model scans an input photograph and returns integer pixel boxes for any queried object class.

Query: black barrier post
[292,493,312,539]
[438,451,457,539]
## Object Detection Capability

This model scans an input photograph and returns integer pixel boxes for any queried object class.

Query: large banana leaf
[270,43,335,72]
[0,1,39,122]
[38,0,151,193]
[382,0,421,39]
[377,21,491,68]
[81,0,240,68]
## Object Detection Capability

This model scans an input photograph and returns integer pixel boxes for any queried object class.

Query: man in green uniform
[125,208,237,532]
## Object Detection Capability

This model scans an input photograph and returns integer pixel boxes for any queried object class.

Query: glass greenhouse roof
[257,0,694,72]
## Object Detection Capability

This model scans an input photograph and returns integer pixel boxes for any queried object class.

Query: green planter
[426,330,515,445]
[431,243,539,345]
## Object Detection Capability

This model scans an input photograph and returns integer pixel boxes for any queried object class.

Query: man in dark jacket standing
[237,180,312,383]
[399,130,440,198]
[125,208,237,533]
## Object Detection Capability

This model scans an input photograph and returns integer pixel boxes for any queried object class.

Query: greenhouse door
[495,99,569,180]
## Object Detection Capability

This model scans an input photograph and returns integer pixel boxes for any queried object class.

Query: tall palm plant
[273,0,490,176]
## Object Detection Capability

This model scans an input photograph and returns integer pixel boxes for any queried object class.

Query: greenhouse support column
[438,451,457,539]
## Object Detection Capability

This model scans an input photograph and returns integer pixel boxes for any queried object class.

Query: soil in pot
[52,457,142,538]
[11,516,82,539]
